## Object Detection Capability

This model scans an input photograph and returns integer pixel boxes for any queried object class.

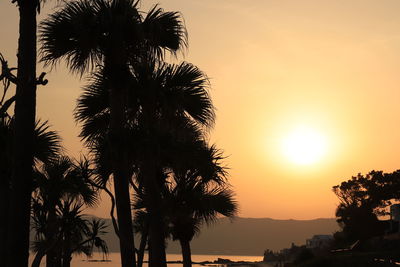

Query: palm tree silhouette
[75,59,214,265]
[0,119,61,266]
[31,199,109,267]
[122,61,214,267]
[165,176,237,267]
[40,1,186,265]
[133,143,237,267]
[132,210,149,267]
[30,155,99,267]
[6,0,53,261]
[1,68,61,265]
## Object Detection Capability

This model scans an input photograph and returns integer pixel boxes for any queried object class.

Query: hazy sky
[2,0,400,219]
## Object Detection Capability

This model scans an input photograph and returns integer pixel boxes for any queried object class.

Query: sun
[281,126,327,165]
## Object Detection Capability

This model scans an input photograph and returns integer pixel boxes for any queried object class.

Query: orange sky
[2,0,400,219]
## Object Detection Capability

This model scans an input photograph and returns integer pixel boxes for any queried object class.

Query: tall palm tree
[1,60,18,263]
[31,155,99,267]
[40,1,186,265]
[6,0,48,263]
[1,59,60,265]
[124,59,214,267]
[75,59,214,266]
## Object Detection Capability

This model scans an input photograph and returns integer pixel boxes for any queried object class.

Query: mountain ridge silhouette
[71,216,338,256]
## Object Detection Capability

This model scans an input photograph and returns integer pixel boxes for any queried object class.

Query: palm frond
[69,157,100,207]
[142,5,187,58]
[193,186,238,224]
[78,217,109,257]
[75,70,110,124]
[39,0,104,74]
[163,62,214,128]
[33,120,62,163]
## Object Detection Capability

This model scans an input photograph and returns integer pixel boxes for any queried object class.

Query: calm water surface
[30,253,263,267]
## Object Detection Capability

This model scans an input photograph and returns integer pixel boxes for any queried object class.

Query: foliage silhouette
[40,0,187,265]
[6,0,50,262]
[131,141,236,267]
[333,170,400,244]
[0,58,60,266]
[163,175,237,267]
[31,200,109,267]
[128,111,234,267]
[30,155,104,267]
[74,57,215,266]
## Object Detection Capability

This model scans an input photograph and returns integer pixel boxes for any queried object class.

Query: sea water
[29,253,263,267]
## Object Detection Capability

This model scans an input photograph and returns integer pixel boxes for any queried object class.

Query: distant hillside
[95,217,339,256]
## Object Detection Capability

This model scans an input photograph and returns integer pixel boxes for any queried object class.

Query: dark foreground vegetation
[1,0,237,267]
[262,170,400,267]
[4,0,400,266]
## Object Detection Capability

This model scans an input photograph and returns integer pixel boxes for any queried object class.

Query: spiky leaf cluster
[40,0,187,75]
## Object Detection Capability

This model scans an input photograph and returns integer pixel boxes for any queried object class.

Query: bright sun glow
[281,126,327,165]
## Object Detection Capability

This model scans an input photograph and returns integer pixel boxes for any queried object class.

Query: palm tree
[165,177,237,267]
[132,140,236,267]
[30,155,99,267]
[40,1,186,265]
[31,199,109,267]
[132,210,149,267]
[125,59,214,267]
[1,58,60,265]
[75,59,214,265]
[6,0,48,262]
[1,59,17,263]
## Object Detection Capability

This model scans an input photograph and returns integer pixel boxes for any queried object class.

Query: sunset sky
[2,0,400,220]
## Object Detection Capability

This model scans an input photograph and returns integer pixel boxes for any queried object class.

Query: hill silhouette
[82,217,338,256]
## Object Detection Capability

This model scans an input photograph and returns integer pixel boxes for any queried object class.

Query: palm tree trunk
[62,241,71,267]
[0,174,9,265]
[31,249,46,267]
[89,180,120,237]
[7,0,37,266]
[179,239,192,267]
[104,184,120,237]
[32,225,61,267]
[62,257,71,267]
[108,58,136,267]
[113,166,136,267]
[142,165,167,267]
[61,255,71,267]
[137,224,148,267]
[140,96,167,267]
[46,207,59,267]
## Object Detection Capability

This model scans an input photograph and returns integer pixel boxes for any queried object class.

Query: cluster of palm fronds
[37,0,238,266]
[3,0,237,266]
[30,156,109,267]
[0,62,108,267]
